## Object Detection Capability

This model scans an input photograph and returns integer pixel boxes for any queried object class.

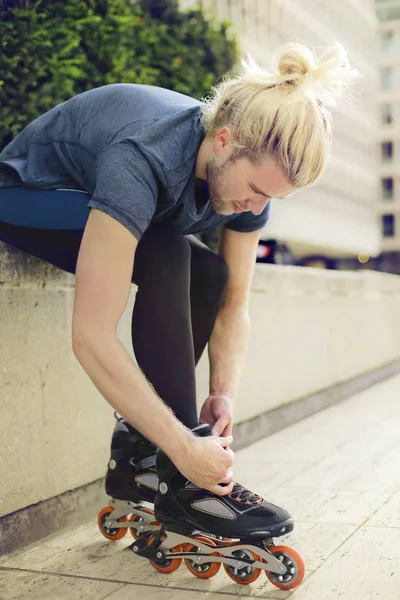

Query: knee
[213,254,230,291]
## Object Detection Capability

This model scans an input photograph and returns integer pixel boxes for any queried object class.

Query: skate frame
[141,531,288,575]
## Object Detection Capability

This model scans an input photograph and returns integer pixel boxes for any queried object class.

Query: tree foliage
[0,0,237,149]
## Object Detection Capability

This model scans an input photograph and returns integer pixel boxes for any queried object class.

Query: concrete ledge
[0,480,106,557]
[2,357,400,557]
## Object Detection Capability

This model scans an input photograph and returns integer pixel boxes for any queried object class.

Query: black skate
[131,424,304,590]
[98,414,160,542]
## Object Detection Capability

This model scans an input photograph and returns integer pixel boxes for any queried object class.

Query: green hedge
[0,0,237,150]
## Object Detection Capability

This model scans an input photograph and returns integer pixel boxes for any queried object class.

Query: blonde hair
[201,42,361,189]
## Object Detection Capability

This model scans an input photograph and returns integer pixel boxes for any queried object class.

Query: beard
[206,157,234,216]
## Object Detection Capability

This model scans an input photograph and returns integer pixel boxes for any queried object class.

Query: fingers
[211,466,234,497]
[218,469,233,484]
[218,435,233,448]
[221,423,233,437]
[224,446,234,460]
[212,481,234,496]
[212,417,231,437]
[217,437,234,464]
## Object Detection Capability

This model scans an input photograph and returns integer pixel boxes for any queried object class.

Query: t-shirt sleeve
[224,201,271,233]
[87,141,159,240]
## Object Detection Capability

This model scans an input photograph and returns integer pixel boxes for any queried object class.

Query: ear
[213,127,233,156]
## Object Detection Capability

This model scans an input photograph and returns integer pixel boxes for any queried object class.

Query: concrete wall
[2,244,400,518]
[197,265,400,422]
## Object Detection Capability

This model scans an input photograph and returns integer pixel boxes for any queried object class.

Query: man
[0,42,357,504]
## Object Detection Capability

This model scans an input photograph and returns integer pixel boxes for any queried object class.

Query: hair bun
[276,43,315,80]
[272,42,361,106]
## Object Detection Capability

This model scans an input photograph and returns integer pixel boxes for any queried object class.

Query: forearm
[208,305,251,401]
[73,333,192,459]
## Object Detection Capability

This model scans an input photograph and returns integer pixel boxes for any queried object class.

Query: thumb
[212,416,231,437]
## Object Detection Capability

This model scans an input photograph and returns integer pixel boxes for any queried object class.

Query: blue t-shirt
[0,84,270,239]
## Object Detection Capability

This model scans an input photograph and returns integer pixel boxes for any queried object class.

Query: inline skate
[131,424,304,590]
[97,414,160,541]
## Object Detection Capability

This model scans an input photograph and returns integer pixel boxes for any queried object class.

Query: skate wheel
[184,536,221,579]
[223,549,261,584]
[129,507,160,540]
[147,534,182,574]
[97,506,128,541]
[265,545,305,590]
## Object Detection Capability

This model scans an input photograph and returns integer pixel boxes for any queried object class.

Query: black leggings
[0,220,229,429]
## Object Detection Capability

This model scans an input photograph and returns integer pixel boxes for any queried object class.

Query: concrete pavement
[1,373,400,599]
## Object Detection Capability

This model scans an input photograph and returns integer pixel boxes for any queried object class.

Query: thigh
[0,220,83,274]
[0,186,89,273]
[0,186,90,229]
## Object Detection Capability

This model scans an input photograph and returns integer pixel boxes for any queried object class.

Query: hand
[174,434,235,496]
[199,394,233,437]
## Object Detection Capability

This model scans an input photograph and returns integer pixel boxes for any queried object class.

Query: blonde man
[0,43,358,566]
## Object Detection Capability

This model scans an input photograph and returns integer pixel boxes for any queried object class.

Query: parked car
[296,255,337,269]
[256,239,294,265]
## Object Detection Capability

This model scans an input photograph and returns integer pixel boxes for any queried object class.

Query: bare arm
[200,227,260,435]
[72,209,234,494]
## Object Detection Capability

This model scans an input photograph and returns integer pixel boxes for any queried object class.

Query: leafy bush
[0,0,237,149]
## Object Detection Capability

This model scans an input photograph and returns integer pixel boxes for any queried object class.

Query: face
[206,130,296,216]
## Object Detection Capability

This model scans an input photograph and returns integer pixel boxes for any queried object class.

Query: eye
[250,185,271,200]
[250,184,268,199]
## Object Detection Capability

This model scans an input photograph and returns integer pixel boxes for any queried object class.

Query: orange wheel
[223,548,261,584]
[97,506,128,541]
[147,534,182,574]
[129,507,160,540]
[184,536,221,579]
[265,545,305,590]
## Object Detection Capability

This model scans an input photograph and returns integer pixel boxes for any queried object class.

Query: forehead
[234,156,296,198]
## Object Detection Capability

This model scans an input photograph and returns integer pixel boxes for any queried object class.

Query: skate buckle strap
[229,483,262,505]
[129,455,157,470]
[130,530,163,559]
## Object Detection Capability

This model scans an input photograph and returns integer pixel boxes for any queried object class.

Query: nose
[244,197,270,215]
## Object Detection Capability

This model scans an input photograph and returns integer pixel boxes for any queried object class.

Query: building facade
[182,0,380,264]
[376,0,400,272]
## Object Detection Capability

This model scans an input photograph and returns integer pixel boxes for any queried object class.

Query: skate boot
[131,424,304,590]
[98,414,160,542]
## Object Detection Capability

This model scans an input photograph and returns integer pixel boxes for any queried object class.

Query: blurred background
[1,0,400,273]
[192,0,400,273]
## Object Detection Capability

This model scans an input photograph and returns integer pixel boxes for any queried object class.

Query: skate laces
[229,483,262,505]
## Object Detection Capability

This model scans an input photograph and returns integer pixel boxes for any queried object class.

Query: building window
[381,104,393,124]
[382,214,395,237]
[381,141,393,163]
[382,177,394,200]
[381,67,394,90]
[380,30,396,55]
[377,5,400,21]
